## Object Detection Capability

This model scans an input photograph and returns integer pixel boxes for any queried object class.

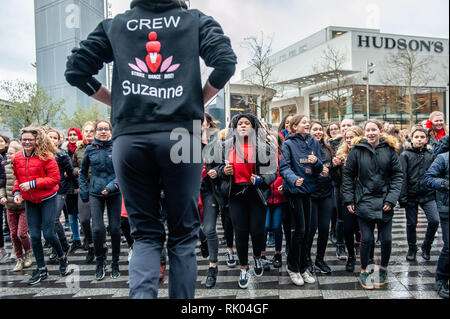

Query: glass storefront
[309,85,447,128]
[230,94,259,120]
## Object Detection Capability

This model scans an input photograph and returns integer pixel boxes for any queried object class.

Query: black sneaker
[421,246,431,261]
[69,240,82,254]
[219,238,227,246]
[375,239,381,247]
[226,251,237,268]
[406,246,417,261]
[86,247,95,264]
[49,249,58,263]
[336,245,348,261]
[111,262,120,279]
[261,255,270,271]
[200,240,209,258]
[272,253,282,268]
[437,280,449,299]
[59,255,71,276]
[254,257,263,277]
[95,260,106,281]
[345,257,355,272]
[205,266,218,288]
[315,259,332,274]
[28,268,48,285]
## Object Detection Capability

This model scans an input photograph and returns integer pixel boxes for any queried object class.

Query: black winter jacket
[311,141,333,199]
[399,145,435,205]
[343,135,403,222]
[55,149,79,195]
[424,152,449,214]
[217,137,277,206]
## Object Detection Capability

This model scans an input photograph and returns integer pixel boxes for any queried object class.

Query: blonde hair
[336,126,364,160]
[82,121,95,134]
[20,125,58,161]
[7,140,23,153]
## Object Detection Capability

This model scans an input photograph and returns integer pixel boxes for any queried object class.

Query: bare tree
[241,33,278,121]
[379,48,436,129]
[311,45,354,122]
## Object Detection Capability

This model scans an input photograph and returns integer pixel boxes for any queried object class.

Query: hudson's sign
[357,35,444,53]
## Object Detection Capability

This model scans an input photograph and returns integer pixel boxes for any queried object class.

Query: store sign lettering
[357,35,444,53]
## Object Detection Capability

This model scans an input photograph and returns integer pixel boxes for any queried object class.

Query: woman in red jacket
[13,126,71,285]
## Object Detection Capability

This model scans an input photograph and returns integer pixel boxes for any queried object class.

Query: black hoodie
[65,0,237,140]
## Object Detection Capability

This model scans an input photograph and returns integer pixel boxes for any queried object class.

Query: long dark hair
[278,114,294,133]
[311,121,333,156]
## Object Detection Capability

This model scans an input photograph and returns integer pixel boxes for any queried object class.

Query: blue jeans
[264,204,285,253]
[26,195,64,268]
[201,191,219,263]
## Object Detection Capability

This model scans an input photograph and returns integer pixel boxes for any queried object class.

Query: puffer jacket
[12,151,60,203]
[343,134,403,222]
[434,135,449,156]
[424,152,449,214]
[311,141,333,199]
[280,133,323,196]
[79,138,119,202]
[0,162,25,211]
[55,149,79,195]
[399,144,435,206]
[217,137,278,206]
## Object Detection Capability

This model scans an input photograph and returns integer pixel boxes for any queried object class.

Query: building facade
[239,26,449,129]
[34,0,108,117]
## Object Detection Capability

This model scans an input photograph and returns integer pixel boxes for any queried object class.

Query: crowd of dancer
[0,110,448,299]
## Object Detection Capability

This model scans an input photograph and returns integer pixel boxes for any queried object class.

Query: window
[271,108,280,124]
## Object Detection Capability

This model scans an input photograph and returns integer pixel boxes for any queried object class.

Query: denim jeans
[405,200,440,250]
[78,195,93,245]
[26,195,64,268]
[89,194,122,263]
[264,203,285,253]
[54,195,67,244]
[436,210,449,282]
[201,191,219,263]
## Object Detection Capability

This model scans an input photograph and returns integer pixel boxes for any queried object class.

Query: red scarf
[426,120,445,141]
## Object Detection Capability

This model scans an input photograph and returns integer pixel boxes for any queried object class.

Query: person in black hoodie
[399,126,439,262]
[343,119,403,290]
[65,0,237,299]
[306,122,334,274]
[218,114,277,289]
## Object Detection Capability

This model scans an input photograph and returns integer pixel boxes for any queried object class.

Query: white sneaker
[287,268,304,286]
[301,270,316,284]
[127,248,133,263]
[0,249,9,264]
[239,268,250,289]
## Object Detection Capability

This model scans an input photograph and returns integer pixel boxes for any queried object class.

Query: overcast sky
[0,0,448,96]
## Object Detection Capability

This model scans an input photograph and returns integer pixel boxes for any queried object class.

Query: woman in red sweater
[13,126,71,285]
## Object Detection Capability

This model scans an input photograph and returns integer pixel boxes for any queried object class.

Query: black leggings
[307,196,333,261]
[287,194,311,274]
[229,185,266,267]
[220,205,234,249]
[121,216,134,248]
[358,217,392,270]
[343,207,374,260]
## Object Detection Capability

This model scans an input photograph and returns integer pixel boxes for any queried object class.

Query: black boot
[205,266,218,288]
[95,257,106,281]
[85,246,95,264]
[406,246,417,261]
[421,245,431,261]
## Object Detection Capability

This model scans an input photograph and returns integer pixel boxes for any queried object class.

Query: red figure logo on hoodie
[128,31,180,75]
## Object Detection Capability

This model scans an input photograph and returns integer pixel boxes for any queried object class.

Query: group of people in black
[196,110,448,299]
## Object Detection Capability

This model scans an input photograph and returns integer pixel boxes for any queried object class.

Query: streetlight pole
[364,59,375,121]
